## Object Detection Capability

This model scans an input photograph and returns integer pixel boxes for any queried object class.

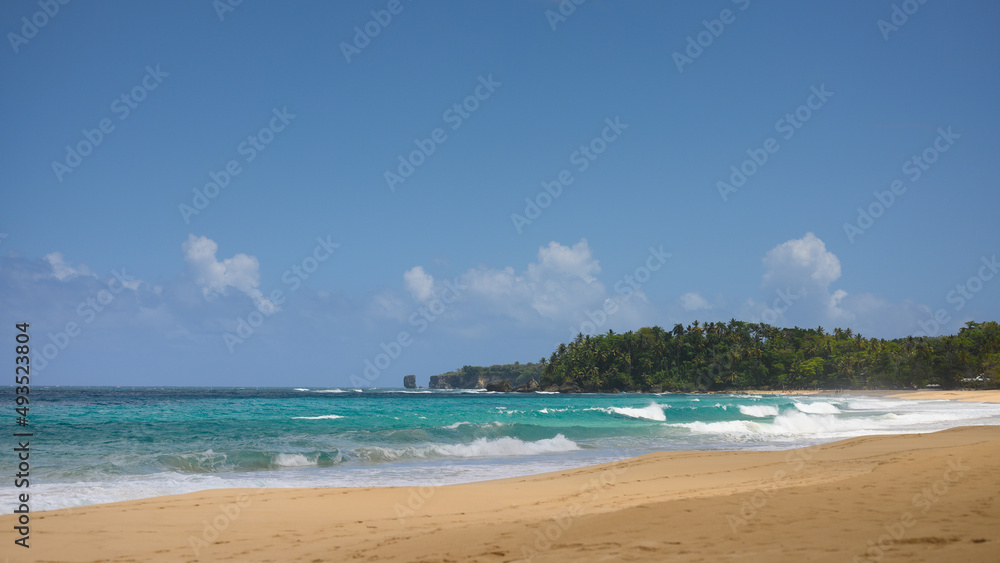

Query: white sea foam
[313,389,346,393]
[676,420,766,435]
[846,398,913,410]
[274,454,315,467]
[672,404,1000,441]
[738,405,779,417]
[5,473,237,511]
[292,414,343,420]
[672,412,851,438]
[608,403,667,421]
[793,401,841,414]
[293,388,309,391]
[432,435,580,457]
[8,451,617,512]
[359,435,580,461]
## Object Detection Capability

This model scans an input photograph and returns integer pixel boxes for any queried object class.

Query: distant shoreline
[481,387,1000,402]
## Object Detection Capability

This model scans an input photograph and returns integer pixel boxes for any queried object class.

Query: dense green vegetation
[538,320,1000,392]
[435,362,542,387]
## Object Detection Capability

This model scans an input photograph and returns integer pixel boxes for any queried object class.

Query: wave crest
[356,435,580,461]
[605,403,668,421]
[738,405,779,417]
[793,402,841,414]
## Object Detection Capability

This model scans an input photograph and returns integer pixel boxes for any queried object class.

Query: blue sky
[2,0,998,386]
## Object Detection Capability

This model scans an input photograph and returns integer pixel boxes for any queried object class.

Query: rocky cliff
[427,373,507,389]
[426,363,543,389]
[403,375,416,389]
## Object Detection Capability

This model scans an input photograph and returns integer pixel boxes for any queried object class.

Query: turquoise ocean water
[3,387,1000,511]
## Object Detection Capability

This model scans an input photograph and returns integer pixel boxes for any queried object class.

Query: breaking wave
[738,405,779,417]
[355,435,580,461]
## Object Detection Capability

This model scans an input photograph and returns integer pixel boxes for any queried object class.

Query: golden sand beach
[5,392,999,562]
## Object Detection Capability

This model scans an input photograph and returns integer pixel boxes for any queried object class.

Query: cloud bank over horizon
[2,231,980,386]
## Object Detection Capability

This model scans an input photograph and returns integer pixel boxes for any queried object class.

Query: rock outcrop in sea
[485,380,512,392]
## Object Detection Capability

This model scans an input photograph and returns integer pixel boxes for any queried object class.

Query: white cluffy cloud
[762,232,842,289]
[398,239,653,330]
[758,232,848,323]
[459,239,606,322]
[746,232,926,336]
[44,252,95,281]
[403,265,435,302]
[182,234,278,313]
[679,292,710,311]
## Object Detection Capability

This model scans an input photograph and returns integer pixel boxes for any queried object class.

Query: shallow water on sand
[3,386,999,510]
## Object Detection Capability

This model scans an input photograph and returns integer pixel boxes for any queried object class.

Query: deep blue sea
[3,387,1000,511]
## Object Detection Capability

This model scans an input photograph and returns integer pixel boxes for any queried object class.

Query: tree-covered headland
[538,320,1000,392]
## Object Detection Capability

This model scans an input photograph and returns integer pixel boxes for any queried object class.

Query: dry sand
[5,394,1000,562]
